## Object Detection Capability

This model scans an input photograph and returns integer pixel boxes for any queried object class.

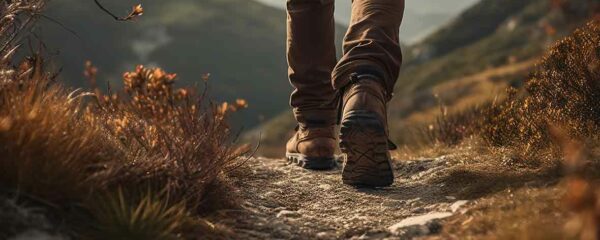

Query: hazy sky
[254,0,479,43]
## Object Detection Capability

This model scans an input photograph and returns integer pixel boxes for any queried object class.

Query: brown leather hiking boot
[286,125,338,170]
[339,74,396,187]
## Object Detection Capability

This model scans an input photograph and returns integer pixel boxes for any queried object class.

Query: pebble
[263,191,276,198]
[316,232,334,239]
[445,196,456,200]
[276,210,301,218]
[388,212,453,234]
[389,218,446,238]
[358,233,370,239]
[411,207,425,214]
[450,200,469,213]
[361,231,389,239]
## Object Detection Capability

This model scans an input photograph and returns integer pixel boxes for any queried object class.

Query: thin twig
[93,0,142,21]
[93,0,120,21]
[226,133,261,173]
[36,13,81,40]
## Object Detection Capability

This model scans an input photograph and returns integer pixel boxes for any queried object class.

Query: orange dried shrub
[87,64,245,209]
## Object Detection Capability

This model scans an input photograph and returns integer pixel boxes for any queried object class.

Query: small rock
[388,212,453,234]
[273,181,287,186]
[360,231,389,239]
[318,184,332,191]
[396,225,430,238]
[316,232,334,239]
[450,200,469,213]
[411,207,425,214]
[358,233,370,239]
[276,210,301,218]
[389,217,448,238]
[263,191,276,198]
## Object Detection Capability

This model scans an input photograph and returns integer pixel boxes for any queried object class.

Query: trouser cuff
[332,60,392,100]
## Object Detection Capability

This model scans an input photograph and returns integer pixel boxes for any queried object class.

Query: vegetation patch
[425,20,600,162]
[415,19,600,240]
[0,1,248,238]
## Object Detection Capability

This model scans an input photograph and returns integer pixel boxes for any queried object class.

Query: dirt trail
[222,156,473,239]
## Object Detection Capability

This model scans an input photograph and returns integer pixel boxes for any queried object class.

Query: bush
[426,20,600,160]
[0,1,249,238]
[0,55,245,238]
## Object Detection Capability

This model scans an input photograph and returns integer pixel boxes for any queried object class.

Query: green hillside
[396,0,560,94]
[251,0,596,157]
[35,0,344,128]
[408,0,533,62]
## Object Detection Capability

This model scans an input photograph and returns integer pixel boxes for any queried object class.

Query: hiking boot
[286,125,337,170]
[339,74,396,187]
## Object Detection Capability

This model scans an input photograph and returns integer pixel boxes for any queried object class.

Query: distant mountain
[36,0,344,128]
[253,0,478,43]
[395,0,568,93]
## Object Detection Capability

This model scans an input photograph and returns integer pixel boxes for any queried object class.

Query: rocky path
[222,156,472,239]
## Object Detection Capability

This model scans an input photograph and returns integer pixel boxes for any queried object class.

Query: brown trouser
[287,0,405,126]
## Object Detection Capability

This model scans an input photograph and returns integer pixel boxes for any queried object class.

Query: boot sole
[340,110,394,187]
[286,153,337,170]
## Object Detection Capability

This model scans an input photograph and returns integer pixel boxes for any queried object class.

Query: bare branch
[93,0,143,21]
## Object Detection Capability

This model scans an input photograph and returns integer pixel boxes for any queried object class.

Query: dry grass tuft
[0,56,115,202]
[89,189,191,239]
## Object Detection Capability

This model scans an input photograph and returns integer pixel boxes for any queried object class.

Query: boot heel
[340,110,394,187]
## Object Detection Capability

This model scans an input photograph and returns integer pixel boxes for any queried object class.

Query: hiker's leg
[332,0,404,99]
[335,0,404,187]
[287,0,337,126]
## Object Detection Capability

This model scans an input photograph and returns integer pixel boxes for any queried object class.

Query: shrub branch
[93,0,143,21]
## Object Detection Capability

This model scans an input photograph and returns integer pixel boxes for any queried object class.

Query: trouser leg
[287,0,338,126]
[332,0,405,100]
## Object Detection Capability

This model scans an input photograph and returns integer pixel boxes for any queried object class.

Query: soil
[220,155,480,239]
[213,140,569,240]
